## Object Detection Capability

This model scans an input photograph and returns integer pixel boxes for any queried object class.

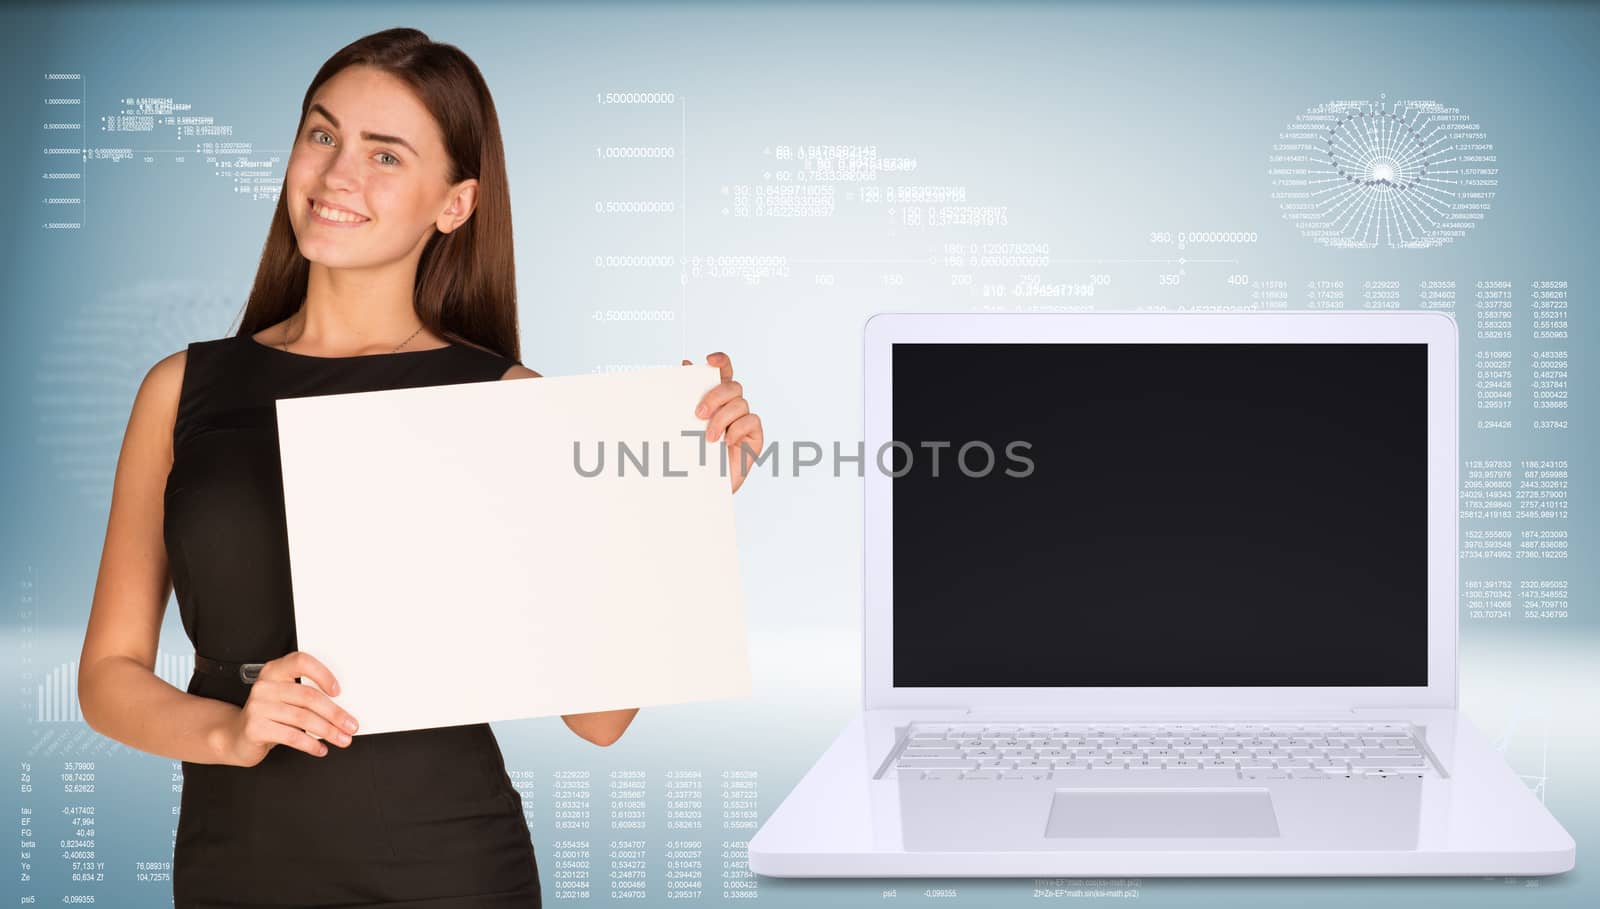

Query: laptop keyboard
[890,721,1435,781]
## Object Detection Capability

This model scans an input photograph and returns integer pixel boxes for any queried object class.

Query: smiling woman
[78,27,547,909]
[251,36,518,359]
[79,23,762,909]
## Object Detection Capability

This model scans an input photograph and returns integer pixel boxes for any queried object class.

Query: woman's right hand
[217,651,361,767]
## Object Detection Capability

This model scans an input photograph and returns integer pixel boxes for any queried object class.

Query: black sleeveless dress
[164,332,541,908]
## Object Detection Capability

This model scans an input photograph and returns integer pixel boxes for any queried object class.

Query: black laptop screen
[890,342,1429,687]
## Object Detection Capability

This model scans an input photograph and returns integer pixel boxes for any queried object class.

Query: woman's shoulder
[442,331,540,379]
[133,343,201,463]
[143,346,190,408]
[145,337,232,403]
[154,336,240,394]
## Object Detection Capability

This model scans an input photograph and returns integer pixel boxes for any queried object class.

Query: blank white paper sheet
[274,364,750,735]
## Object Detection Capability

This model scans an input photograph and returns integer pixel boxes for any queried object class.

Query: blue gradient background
[2,0,1595,905]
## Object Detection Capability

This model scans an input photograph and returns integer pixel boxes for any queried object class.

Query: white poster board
[275,364,750,735]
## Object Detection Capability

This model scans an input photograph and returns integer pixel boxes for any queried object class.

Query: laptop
[748,311,1575,876]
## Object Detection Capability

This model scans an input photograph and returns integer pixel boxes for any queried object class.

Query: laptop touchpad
[1045,788,1280,838]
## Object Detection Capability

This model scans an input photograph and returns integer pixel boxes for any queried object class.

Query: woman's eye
[305,128,395,166]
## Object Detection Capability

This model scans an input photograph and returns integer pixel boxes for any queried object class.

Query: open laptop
[748,311,1575,876]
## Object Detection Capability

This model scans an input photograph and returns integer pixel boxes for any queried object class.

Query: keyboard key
[896,758,977,770]
[1349,752,1423,764]
[1351,756,1426,769]
[902,747,964,759]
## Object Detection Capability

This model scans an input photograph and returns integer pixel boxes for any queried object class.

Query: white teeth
[313,203,367,223]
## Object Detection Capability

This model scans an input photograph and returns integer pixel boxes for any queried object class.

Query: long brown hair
[235,27,518,362]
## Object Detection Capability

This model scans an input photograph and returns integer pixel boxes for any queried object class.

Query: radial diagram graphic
[1269,97,1497,249]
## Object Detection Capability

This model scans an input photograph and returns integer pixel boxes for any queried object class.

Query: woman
[76,28,762,908]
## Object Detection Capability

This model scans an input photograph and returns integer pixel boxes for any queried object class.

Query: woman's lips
[308,197,370,226]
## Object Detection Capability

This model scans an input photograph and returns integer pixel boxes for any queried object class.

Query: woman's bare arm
[501,361,641,747]
[78,350,241,764]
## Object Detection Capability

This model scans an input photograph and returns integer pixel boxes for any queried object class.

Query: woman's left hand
[685,352,763,494]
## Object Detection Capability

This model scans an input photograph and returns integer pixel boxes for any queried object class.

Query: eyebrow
[308,103,420,158]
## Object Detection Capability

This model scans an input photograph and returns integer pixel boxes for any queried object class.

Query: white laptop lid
[862,311,1458,712]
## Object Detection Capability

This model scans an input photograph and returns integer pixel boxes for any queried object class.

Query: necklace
[280,312,426,355]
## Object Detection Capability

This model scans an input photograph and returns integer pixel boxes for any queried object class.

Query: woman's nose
[321,149,362,190]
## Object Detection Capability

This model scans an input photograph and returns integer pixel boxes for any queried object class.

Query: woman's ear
[437,178,479,234]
